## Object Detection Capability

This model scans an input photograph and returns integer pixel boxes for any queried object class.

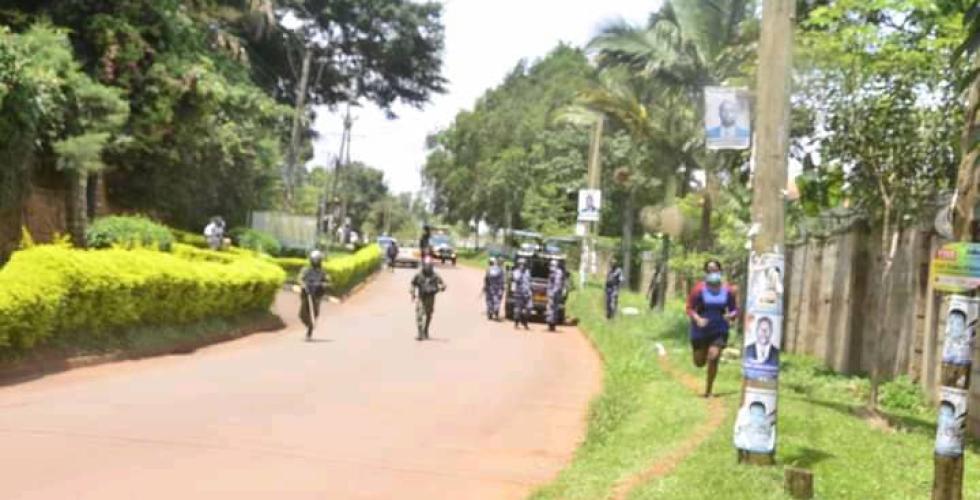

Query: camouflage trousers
[546,292,563,326]
[415,294,435,339]
[485,287,503,317]
[513,294,532,326]
[605,287,620,319]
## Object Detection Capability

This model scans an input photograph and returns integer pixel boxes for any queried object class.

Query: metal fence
[249,211,317,250]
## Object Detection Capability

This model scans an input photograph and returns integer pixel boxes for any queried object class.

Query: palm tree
[589,1,755,251]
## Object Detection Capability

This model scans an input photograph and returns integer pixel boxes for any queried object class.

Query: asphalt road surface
[0,264,601,499]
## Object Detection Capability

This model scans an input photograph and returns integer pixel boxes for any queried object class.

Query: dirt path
[0,265,602,500]
[611,351,727,500]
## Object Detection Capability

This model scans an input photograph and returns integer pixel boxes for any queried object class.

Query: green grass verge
[456,248,487,268]
[536,286,980,499]
[530,285,705,499]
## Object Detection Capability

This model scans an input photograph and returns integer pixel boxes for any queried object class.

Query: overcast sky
[308,0,661,195]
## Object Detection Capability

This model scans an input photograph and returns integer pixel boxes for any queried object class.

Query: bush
[879,375,928,414]
[172,228,208,249]
[273,245,382,295]
[231,227,282,256]
[0,244,285,355]
[86,215,174,251]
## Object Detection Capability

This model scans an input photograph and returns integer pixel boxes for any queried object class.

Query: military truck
[503,231,568,323]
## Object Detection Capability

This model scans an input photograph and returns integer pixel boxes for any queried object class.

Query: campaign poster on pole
[704,86,751,150]
[743,252,784,381]
[942,296,980,366]
[936,386,969,457]
[578,189,601,222]
[733,387,777,453]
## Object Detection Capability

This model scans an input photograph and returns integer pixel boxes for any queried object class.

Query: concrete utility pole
[735,0,795,467]
[285,45,313,208]
[581,117,604,288]
[326,105,353,242]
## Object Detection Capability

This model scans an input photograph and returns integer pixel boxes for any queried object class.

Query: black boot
[306,327,313,340]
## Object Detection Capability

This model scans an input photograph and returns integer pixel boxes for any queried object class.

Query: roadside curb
[0,313,285,387]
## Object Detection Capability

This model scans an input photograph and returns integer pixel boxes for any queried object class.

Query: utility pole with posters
[580,117,604,288]
[733,0,795,466]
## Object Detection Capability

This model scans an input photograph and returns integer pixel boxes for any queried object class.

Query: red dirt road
[0,265,601,500]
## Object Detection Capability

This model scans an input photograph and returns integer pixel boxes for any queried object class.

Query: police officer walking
[385,239,399,272]
[605,259,624,320]
[511,258,532,330]
[484,257,505,320]
[545,259,566,331]
[299,250,330,340]
[410,261,446,341]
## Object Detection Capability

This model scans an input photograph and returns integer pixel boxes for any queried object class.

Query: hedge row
[0,244,285,354]
[86,216,174,251]
[274,245,382,295]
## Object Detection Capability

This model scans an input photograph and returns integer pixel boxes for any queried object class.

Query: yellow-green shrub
[0,244,285,353]
[273,245,382,295]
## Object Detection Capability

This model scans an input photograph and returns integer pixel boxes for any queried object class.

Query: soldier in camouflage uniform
[511,258,532,330]
[484,257,505,320]
[545,260,566,331]
[605,259,624,320]
[410,261,446,341]
[299,250,330,340]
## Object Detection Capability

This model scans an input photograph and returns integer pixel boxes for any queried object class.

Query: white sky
[308,0,662,195]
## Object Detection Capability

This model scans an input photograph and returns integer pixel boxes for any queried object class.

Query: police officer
[484,257,505,320]
[410,261,446,341]
[385,239,399,272]
[511,258,532,330]
[419,225,432,258]
[299,250,330,340]
[545,259,566,331]
[605,259,624,320]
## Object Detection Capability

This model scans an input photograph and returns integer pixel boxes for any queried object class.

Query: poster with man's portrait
[936,386,968,457]
[578,189,601,222]
[747,252,785,316]
[704,86,751,150]
[733,387,777,453]
[743,313,781,380]
[942,296,979,366]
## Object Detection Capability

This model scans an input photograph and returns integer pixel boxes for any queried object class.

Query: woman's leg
[692,343,708,368]
[705,344,723,397]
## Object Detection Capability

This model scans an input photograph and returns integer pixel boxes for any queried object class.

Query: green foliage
[0,243,284,354]
[85,215,175,251]
[273,245,381,296]
[879,375,929,414]
[231,227,281,256]
[172,228,208,249]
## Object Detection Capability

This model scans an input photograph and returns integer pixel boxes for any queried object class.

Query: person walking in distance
[545,260,565,331]
[605,260,624,319]
[484,257,505,320]
[686,259,739,397]
[299,250,330,340]
[385,239,399,272]
[411,261,446,341]
[511,258,532,330]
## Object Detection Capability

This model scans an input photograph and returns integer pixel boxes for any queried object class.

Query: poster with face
[742,313,781,380]
[746,252,785,316]
[704,86,751,150]
[935,386,968,457]
[578,189,602,222]
[733,387,777,453]
[941,296,979,366]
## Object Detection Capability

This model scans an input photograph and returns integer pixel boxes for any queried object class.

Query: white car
[396,245,421,268]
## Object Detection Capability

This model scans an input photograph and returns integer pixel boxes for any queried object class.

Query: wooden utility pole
[581,117,604,288]
[932,53,980,500]
[736,0,795,466]
[285,45,313,208]
[326,106,353,242]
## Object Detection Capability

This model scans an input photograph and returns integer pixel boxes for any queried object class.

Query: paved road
[0,265,601,499]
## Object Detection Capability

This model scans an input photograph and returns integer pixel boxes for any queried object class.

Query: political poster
[746,253,785,316]
[742,313,781,381]
[942,296,980,366]
[733,387,777,454]
[936,386,969,457]
[578,189,601,222]
[704,86,751,150]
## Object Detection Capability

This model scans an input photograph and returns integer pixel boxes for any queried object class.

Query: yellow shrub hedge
[0,245,285,353]
[273,245,382,295]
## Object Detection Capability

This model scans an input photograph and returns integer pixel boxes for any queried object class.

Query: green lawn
[535,286,980,499]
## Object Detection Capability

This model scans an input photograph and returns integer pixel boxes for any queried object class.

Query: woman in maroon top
[686,259,739,397]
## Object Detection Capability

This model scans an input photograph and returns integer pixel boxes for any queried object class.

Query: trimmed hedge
[231,227,282,256]
[86,215,175,251]
[0,244,285,354]
[172,228,209,249]
[274,245,382,295]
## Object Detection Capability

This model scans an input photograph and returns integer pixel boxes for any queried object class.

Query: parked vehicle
[502,231,566,323]
[430,233,457,265]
